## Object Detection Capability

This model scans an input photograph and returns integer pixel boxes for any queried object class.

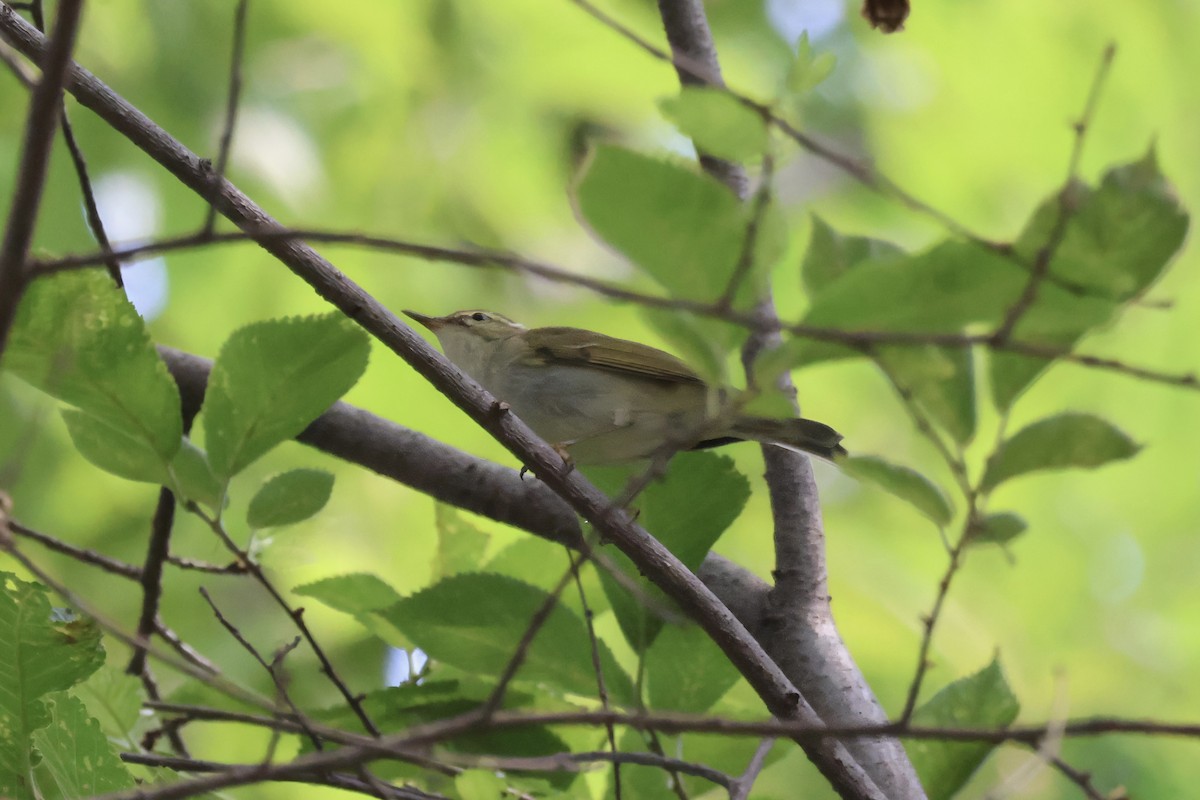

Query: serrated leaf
[659,86,767,163]
[589,451,749,652]
[294,573,408,648]
[34,693,134,797]
[380,573,634,704]
[247,469,335,529]
[982,413,1139,492]
[0,574,105,800]
[74,665,145,750]
[802,216,904,296]
[204,313,370,479]
[4,272,182,463]
[972,512,1027,546]
[843,455,953,527]
[433,504,490,580]
[61,409,171,484]
[645,623,740,712]
[575,145,746,302]
[906,658,1020,800]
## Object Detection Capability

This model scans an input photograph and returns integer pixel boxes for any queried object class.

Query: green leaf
[455,770,508,800]
[61,409,171,484]
[293,573,403,615]
[787,241,1028,367]
[843,455,954,527]
[1015,148,1188,302]
[4,271,182,463]
[0,574,105,800]
[877,345,977,444]
[907,658,1020,800]
[433,504,491,580]
[74,665,145,750]
[294,573,408,648]
[991,150,1188,409]
[645,623,741,712]
[169,440,223,509]
[575,145,746,302]
[33,693,134,797]
[786,32,837,96]
[801,216,904,296]
[589,451,749,652]
[971,512,1027,546]
[982,413,1140,492]
[380,573,634,704]
[204,313,370,479]
[659,87,768,163]
[247,468,335,529]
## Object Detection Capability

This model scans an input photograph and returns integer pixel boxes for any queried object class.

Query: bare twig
[127,488,181,677]
[186,504,381,737]
[201,0,249,235]
[9,519,141,578]
[728,738,775,800]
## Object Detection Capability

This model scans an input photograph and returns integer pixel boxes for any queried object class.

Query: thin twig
[9,519,141,578]
[128,488,181,677]
[201,0,249,235]
[728,738,775,800]
[186,504,381,737]
[992,43,1116,343]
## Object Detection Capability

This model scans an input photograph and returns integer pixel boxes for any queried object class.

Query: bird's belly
[493,365,713,463]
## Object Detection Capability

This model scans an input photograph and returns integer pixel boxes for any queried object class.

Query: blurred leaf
[785,32,837,97]
[590,452,749,652]
[843,455,954,527]
[204,313,370,480]
[1016,148,1188,301]
[878,345,977,444]
[992,150,1188,408]
[906,658,1020,800]
[169,440,222,510]
[645,622,741,712]
[433,504,491,580]
[659,86,767,163]
[575,145,744,301]
[801,216,904,296]
[61,409,170,485]
[381,573,634,704]
[74,665,145,750]
[971,512,1027,546]
[34,693,134,797]
[4,272,182,463]
[785,241,1028,368]
[456,770,507,800]
[294,572,408,648]
[982,413,1140,492]
[0,574,105,800]
[247,468,334,529]
[293,573,403,615]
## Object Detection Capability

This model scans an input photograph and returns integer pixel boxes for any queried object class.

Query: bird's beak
[403,310,446,331]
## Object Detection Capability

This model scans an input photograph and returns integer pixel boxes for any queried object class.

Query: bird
[405,309,846,465]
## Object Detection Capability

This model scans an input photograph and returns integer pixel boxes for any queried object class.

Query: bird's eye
[471,312,487,322]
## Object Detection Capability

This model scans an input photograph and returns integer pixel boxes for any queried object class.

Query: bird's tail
[728,416,847,461]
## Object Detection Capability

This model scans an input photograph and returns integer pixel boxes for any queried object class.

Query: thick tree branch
[0,14,879,795]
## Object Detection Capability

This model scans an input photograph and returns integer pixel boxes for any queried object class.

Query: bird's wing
[522,327,704,385]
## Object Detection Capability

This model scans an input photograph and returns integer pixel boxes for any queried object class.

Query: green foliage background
[1,0,1197,797]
